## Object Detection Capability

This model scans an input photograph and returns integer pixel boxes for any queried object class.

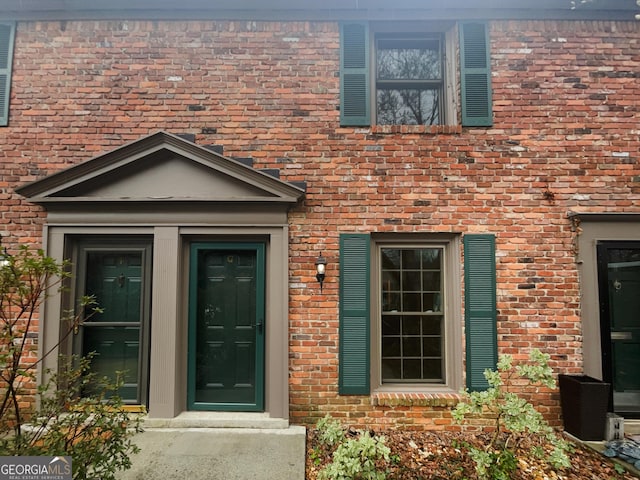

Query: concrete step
[119,416,306,480]
[625,419,640,436]
[142,411,290,429]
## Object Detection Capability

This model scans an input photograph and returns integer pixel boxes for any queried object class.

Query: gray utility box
[605,413,624,441]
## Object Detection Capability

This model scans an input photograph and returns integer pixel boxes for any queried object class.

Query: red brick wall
[2,18,639,429]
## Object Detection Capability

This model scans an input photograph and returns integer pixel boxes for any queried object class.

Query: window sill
[371,391,463,408]
[370,125,462,135]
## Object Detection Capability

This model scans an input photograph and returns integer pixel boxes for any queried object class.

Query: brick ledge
[371,392,463,407]
[370,125,462,135]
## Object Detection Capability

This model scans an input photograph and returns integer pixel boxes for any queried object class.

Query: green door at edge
[83,251,144,403]
[599,243,640,415]
[189,244,265,411]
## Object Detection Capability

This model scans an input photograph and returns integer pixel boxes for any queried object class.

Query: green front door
[79,245,150,404]
[597,242,640,416]
[188,243,265,411]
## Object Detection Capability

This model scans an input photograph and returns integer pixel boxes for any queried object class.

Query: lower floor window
[380,247,444,383]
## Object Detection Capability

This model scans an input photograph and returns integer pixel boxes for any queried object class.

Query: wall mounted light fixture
[315,253,327,292]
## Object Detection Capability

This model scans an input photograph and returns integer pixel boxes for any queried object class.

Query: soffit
[16,131,305,207]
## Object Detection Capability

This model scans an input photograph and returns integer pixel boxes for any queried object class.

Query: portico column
[148,226,181,418]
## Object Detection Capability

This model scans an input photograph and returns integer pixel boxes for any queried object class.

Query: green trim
[463,234,498,391]
[459,22,493,127]
[0,22,15,127]
[339,233,371,395]
[188,242,265,411]
[340,22,370,126]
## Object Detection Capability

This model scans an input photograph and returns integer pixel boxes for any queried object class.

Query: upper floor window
[375,35,444,126]
[340,21,492,128]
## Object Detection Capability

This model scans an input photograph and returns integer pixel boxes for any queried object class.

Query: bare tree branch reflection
[376,37,443,125]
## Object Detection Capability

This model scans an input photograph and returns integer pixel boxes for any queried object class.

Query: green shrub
[315,415,391,480]
[452,349,571,479]
[0,246,144,480]
[1,356,144,480]
[316,414,347,447]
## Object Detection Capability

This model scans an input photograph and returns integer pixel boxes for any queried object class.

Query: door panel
[80,248,149,404]
[597,242,640,415]
[83,326,141,401]
[86,252,142,323]
[188,243,265,411]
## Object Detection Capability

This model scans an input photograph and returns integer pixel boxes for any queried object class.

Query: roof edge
[0,0,637,21]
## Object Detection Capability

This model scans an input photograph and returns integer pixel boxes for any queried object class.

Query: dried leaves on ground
[306,428,640,480]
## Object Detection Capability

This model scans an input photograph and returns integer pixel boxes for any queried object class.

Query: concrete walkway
[119,413,306,480]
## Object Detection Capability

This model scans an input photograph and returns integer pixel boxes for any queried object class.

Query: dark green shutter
[0,22,15,127]
[340,22,370,127]
[464,234,497,391]
[459,22,492,127]
[339,233,370,394]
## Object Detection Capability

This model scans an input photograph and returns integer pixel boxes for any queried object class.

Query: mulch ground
[306,428,640,480]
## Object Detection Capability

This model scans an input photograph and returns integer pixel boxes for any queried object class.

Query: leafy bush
[316,414,347,447]
[315,415,391,480]
[1,356,144,480]
[0,246,143,480]
[452,349,572,479]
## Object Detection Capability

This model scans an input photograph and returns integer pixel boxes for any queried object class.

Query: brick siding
[2,18,639,429]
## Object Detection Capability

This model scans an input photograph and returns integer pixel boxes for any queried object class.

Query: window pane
[402,271,421,291]
[382,359,401,380]
[402,292,421,312]
[422,271,441,291]
[421,316,442,335]
[376,88,440,126]
[376,38,441,80]
[423,337,441,356]
[403,336,421,356]
[381,314,444,382]
[381,248,401,269]
[383,292,401,312]
[422,249,440,268]
[380,246,445,383]
[382,270,400,290]
[403,317,421,335]
[423,359,443,379]
[423,293,441,312]
[382,315,401,335]
[403,359,422,378]
[382,336,401,357]
[401,249,420,269]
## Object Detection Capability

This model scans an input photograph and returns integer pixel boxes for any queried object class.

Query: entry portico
[17,131,305,420]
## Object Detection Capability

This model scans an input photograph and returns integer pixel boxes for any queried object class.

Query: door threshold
[623,418,640,435]
[143,411,289,429]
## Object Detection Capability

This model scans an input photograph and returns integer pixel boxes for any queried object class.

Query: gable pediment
[16,131,305,205]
